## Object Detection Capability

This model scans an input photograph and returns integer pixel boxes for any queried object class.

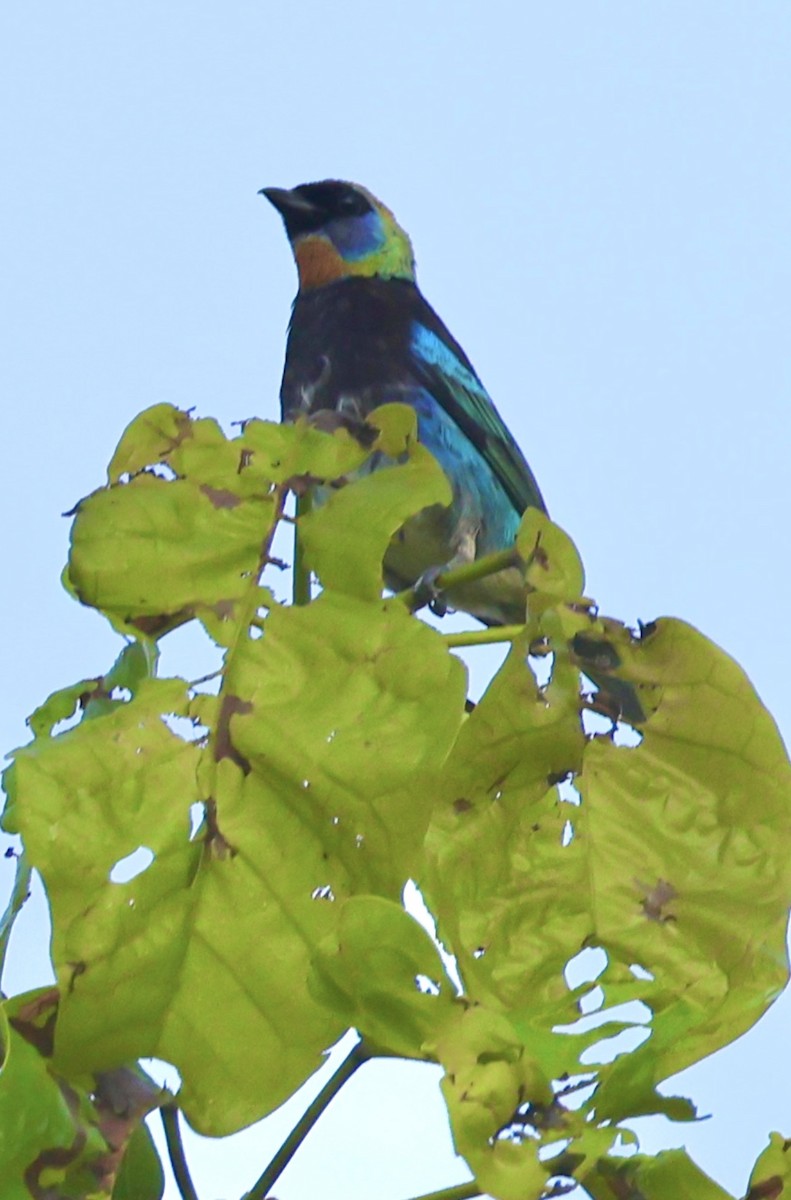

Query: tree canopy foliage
[1,404,789,1199]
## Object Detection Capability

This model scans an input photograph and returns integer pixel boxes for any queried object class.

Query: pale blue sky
[1,4,789,1198]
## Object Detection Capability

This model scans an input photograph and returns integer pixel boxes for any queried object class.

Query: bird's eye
[330,188,372,218]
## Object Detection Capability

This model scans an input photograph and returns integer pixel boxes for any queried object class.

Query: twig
[396,547,520,612]
[0,848,31,989]
[243,1039,369,1200]
[161,1104,200,1200]
[442,625,525,648]
[407,1183,481,1200]
[293,491,312,606]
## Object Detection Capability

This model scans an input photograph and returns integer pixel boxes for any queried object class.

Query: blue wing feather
[408,322,546,518]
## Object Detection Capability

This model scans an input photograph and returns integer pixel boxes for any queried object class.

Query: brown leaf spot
[746,1178,784,1200]
[204,798,238,860]
[131,608,192,637]
[210,599,236,621]
[67,961,88,993]
[200,484,242,509]
[308,408,378,447]
[214,693,253,773]
[639,878,677,922]
[571,632,622,672]
[285,471,321,497]
[453,797,473,813]
[24,1082,88,1198]
[9,988,59,1057]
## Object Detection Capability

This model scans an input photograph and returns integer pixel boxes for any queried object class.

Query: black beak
[259,186,327,239]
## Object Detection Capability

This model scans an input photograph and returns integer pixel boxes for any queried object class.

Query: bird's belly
[303,389,527,624]
[382,502,458,593]
[382,504,527,627]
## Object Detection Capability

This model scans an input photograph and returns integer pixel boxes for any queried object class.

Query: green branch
[397,547,520,612]
[293,491,313,606]
[161,1104,200,1200]
[443,624,525,648]
[407,1184,481,1200]
[0,849,31,990]
[243,1039,369,1200]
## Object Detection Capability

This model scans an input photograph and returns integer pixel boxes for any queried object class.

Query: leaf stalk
[396,547,521,613]
[243,1039,369,1200]
[161,1104,200,1200]
[443,625,525,648]
[407,1184,481,1200]
[293,491,313,606]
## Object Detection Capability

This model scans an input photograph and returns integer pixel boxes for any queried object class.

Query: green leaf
[227,593,467,890]
[28,678,101,739]
[68,471,279,639]
[6,679,334,1135]
[70,410,375,643]
[516,507,586,604]
[582,1148,734,1199]
[107,403,195,482]
[298,403,453,602]
[112,1122,164,1200]
[102,642,158,694]
[242,413,373,484]
[23,644,158,745]
[420,602,791,1176]
[744,1132,791,1199]
[0,997,110,1199]
[311,895,455,1058]
[580,617,791,1118]
[8,399,791,1194]
[7,596,466,1133]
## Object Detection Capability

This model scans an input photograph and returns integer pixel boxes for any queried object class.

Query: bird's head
[261,180,415,291]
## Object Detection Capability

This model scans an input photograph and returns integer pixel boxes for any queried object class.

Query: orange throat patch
[294,236,350,290]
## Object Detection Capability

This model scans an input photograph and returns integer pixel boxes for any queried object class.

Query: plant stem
[397,548,520,612]
[161,1104,200,1200]
[0,849,31,989]
[443,624,525,648]
[409,1184,481,1200]
[293,492,312,606]
[243,1039,369,1200]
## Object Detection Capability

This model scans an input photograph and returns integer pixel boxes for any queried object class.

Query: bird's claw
[411,566,448,617]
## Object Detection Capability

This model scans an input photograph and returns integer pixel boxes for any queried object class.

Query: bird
[261,178,548,629]
[262,180,646,724]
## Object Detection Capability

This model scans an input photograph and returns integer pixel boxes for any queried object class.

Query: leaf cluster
[1,404,789,1199]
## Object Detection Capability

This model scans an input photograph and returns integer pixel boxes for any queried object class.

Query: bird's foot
[410,565,448,617]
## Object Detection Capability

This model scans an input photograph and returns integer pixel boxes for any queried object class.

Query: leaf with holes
[418,595,791,1185]
[4,600,465,1133]
[581,1148,734,1198]
[227,593,466,892]
[310,895,455,1058]
[0,996,111,1199]
[4,394,790,1195]
[298,404,452,601]
[4,679,346,1134]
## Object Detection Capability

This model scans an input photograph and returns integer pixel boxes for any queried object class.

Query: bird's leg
[410,525,479,617]
[410,564,448,616]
